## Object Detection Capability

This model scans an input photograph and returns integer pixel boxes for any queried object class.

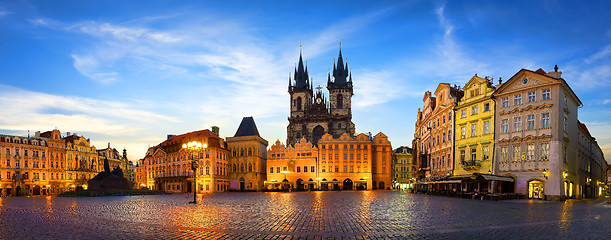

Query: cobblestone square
[0,191,609,239]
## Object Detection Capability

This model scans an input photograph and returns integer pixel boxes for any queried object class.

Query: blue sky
[1,0,610,162]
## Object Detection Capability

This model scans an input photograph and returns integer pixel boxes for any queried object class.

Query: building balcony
[461,160,481,170]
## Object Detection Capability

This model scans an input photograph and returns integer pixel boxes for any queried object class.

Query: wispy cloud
[0,85,179,136]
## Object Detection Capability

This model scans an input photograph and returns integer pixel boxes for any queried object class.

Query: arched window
[248,148,252,156]
[296,97,302,111]
[248,163,253,172]
[240,149,244,156]
[240,164,245,172]
[233,164,237,172]
[337,94,343,109]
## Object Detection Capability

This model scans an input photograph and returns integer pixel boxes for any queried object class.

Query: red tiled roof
[535,68,547,75]
[154,129,224,154]
[578,121,592,138]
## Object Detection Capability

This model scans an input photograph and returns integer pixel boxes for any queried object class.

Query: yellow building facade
[266,138,318,190]
[454,75,496,176]
[1,129,133,196]
[227,117,268,191]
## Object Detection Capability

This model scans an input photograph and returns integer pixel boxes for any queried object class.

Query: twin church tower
[287,48,356,146]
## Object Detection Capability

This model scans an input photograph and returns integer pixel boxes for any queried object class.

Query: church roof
[234,117,260,137]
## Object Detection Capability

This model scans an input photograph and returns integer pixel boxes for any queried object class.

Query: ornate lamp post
[182,141,207,204]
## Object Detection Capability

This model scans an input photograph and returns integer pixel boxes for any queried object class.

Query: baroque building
[226,117,268,191]
[414,84,463,181]
[143,129,230,193]
[454,75,496,176]
[287,49,355,146]
[266,132,392,191]
[392,146,414,190]
[1,129,132,196]
[493,66,606,200]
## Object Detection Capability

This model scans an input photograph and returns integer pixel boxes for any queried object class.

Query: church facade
[287,49,355,146]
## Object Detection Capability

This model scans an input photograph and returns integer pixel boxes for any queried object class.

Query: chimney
[211,126,220,136]
[547,65,562,79]
[35,131,41,137]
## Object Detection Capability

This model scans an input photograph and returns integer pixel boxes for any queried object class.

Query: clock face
[316,98,322,104]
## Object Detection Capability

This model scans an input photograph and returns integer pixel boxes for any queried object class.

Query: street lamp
[542,169,549,180]
[182,141,207,204]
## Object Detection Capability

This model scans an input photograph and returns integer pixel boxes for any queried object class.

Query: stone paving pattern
[0,191,609,239]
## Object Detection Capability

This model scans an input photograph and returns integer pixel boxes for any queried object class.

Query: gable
[494,69,559,96]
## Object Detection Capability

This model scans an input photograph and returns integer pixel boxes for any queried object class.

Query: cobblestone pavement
[0,191,609,239]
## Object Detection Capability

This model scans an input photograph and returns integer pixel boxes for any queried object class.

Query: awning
[416,180,462,184]
[481,174,515,182]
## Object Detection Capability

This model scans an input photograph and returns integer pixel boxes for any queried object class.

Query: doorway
[528,180,544,199]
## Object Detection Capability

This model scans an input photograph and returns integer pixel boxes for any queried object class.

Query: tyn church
[287,48,355,146]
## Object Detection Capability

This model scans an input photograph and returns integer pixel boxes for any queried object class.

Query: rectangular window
[501,147,508,162]
[471,124,477,137]
[461,110,466,118]
[501,119,508,133]
[564,115,568,131]
[514,94,522,105]
[447,130,451,141]
[513,146,521,162]
[461,127,466,139]
[528,91,536,103]
[527,115,535,130]
[311,166,315,172]
[343,154,347,160]
[514,117,521,132]
[482,146,489,161]
[470,148,477,161]
[472,106,477,115]
[483,121,489,134]
[542,89,551,100]
[527,144,535,161]
[343,165,347,173]
[460,150,465,162]
[484,103,490,112]
[335,166,339,172]
[502,97,509,108]
[276,167,280,173]
[541,143,549,160]
[269,167,273,173]
[296,166,301,173]
[541,113,550,128]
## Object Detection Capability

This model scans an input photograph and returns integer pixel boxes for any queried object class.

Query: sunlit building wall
[266,139,318,190]
[454,75,496,176]
[227,117,268,191]
[143,129,230,194]
[392,146,414,190]
[493,67,605,200]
